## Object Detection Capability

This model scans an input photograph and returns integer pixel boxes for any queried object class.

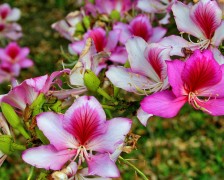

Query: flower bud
[84,69,100,92]
[1,103,21,128]
[83,16,91,30]
[0,135,13,155]
[110,10,120,21]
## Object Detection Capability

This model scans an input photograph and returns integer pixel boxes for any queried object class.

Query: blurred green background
[0,0,224,179]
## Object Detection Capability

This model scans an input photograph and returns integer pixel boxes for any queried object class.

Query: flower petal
[113,22,131,44]
[88,154,120,178]
[182,50,222,93]
[106,66,154,93]
[166,59,186,97]
[141,90,187,118]
[212,21,224,46]
[64,96,106,145]
[22,145,76,170]
[191,0,222,39]
[109,47,128,64]
[126,37,160,81]
[149,27,166,43]
[88,117,131,153]
[137,107,153,126]
[195,98,224,116]
[172,1,204,38]
[37,112,78,150]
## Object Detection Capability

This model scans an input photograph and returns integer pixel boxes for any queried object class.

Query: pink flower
[0,113,11,167]
[0,3,22,40]
[22,96,132,178]
[0,23,22,40]
[0,3,20,23]
[141,50,224,120]
[52,11,83,42]
[0,69,80,112]
[172,0,224,50]
[0,42,33,77]
[137,0,176,24]
[114,14,166,44]
[69,27,127,64]
[106,37,170,94]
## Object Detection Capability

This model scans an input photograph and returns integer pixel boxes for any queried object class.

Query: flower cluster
[1,0,224,179]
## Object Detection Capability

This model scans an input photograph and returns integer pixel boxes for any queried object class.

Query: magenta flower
[137,0,176,24]
[172,0,224,50]
[69,27,127,63]
[0,42,33,77]
[114,14,166,44]
[141,50,224,119]
[22,96,132,178]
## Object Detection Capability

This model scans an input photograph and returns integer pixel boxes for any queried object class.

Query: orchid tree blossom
[106,37,170,95]
[52,11,83,42]
[137,0,177,24]
[22,96,132,178]
[69,27,127,64]
[114,14,166,44]
[0,42,33,78]
[0,3,20,23]
[0,3,22,40]
[141,50,224,122]
[172,0,224,61]
[0,113,11,166]
[0,69,84,112]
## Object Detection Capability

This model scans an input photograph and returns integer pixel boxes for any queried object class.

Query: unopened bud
[83,16,91,30]
[1,103,21,128]
[1,103,30,139]
[110,10,120,21]
[0,135,13,155]
[84,70,100,92]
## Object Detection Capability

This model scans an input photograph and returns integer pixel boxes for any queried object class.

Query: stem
[118,156,148,180]
[12,143,26,151]
[27,166,34,180]
[101,104,115,110]
[97,88,113,101]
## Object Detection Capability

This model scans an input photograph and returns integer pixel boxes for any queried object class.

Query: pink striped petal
[141,90,187,118]
[191,0,222,39]
[88,154,120,178]
[64,96,106,145]
[149,27,167,43]
[182,50,222,93]
[130,15,152,42]
[126,37,160,81]
[22,145,76,170]
[172,1,204,38]
[37,112,78,150]
[109,47,128,64]
[212,21,224,46]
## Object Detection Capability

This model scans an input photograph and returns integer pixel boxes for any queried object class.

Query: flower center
[73,145,92,165]
[188,92,212,113]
